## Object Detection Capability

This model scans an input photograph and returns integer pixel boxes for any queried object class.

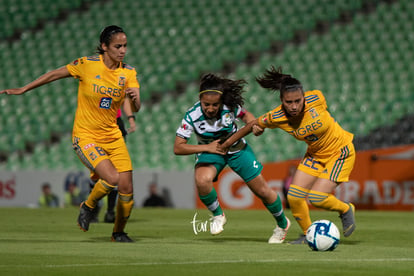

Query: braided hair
[199,73,246,112]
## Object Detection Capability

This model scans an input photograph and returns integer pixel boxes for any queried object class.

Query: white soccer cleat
[268,217,291,244]
[210,214,227,235]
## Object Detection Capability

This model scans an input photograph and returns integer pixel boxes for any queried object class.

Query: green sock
[199,188,223,216]
[264,196,287,228]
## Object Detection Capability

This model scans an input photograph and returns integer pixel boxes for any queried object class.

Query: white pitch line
[1,258,413,269]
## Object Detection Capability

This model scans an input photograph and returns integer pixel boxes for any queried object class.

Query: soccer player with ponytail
[1,25,140,242]
[221,66,356,244]
[174,73,290,243]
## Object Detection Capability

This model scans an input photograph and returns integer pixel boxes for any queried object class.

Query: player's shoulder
[121,62,136,71]
[304,90,325,105]
[85,55,101,62]
[184,101,203,121]
[269,105,286,120]
[68,55,98,66]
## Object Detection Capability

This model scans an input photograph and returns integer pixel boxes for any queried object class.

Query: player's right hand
[0,88,26,95]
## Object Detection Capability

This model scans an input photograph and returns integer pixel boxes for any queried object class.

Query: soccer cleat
[340,203,356,237]
[268,217,291,244]
[289,234,307,244]
[104,211,115,223]
[210,214,227,235]
[111,232,134,243]
[78,202,94,232]
[90,205,101,223]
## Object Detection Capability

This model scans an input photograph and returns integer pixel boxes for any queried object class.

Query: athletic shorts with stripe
[297,142,355,183]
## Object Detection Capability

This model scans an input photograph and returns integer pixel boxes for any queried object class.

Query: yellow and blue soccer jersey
[258,90,353,160]
[66,55,139,142]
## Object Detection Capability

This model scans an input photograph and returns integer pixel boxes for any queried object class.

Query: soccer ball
[306,220,340,251]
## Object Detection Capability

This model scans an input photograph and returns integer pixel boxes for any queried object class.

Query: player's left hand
[217,143,229,154]
[125,88,139,103]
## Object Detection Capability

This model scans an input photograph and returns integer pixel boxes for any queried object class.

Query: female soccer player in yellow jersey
[0,25,141,242]
[220,66,356,244]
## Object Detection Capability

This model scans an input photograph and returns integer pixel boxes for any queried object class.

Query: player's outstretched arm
[0,66,71,96]
[240,110,264,136]
[220,119,258,150]
[174,136,225,156]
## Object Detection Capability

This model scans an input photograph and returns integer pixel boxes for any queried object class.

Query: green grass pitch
[0,207,413,275]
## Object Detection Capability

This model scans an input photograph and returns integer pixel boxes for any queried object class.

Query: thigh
[95,159,120,186]
[72,137,110,178]
[311,178,338,193]
[104,138,132,173]
[228,144,262,183]
[291,168,319,190]
[195,152,226,181]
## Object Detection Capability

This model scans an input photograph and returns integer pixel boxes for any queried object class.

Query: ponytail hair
[96,25,125,54]
[256,66,303,96]
[199,73,246,111]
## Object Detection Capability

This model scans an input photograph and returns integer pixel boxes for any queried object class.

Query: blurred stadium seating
[0,0,413,171]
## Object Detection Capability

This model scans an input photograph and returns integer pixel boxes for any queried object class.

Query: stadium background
[0,0,413,210]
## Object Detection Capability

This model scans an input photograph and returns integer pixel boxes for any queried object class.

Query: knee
[195,174,213,195]
[105,172,121,187]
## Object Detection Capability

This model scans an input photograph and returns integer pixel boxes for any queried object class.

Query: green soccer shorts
[195,144,263,182]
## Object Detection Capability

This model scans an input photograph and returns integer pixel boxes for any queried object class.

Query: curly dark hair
[199,73,246,111]
[256,66,303,98]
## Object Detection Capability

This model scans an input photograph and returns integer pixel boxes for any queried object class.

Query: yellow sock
[113,193,134,233]
[287,185,312,235]
[308,190,349,213]
[85,179,115,209]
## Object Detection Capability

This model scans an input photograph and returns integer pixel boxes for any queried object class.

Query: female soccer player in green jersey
[221,66,356,244]
[174,73,290,243]
[0,25,141,243]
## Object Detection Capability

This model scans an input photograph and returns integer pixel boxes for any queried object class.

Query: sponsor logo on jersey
[95,75,101,79]
[99,97,112,109]
[222,113,233,126]
[83,143,96,150]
